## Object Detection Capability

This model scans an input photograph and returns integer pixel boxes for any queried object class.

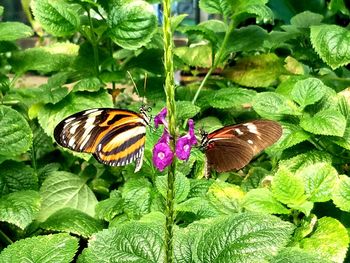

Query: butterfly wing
[54,108,147,171]
[205,139,254,173]
[204,120,282,173]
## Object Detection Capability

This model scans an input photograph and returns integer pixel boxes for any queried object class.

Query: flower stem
[191,19,236,105]
[162,0,176,261]
[87,9,100,76]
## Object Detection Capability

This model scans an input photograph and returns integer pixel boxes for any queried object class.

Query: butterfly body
[200,120,282,174]
[54,107,150,172]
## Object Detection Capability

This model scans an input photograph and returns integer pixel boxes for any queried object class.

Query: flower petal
[154,107,168,129]
[176,136,192,161]
[152,142,174,171]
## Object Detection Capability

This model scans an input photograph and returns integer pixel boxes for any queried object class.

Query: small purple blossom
[175,119,197,161]
[154,107,168,129]
[158,128,171,144]
[152,142,174,171]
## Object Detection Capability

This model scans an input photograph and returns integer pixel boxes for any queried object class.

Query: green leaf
[176,101,200,120]
[199,0,231,16]
[226,25,268,53]
[224,53,286,88]
[0,233,78,263]
[206,87,256,109]
[196,212,294,262]
[107,0,157,50]
[233,3,274,25]
[175,44,212,68]
[0,106,32,157]
[0,22,33,41]
[95,191,124,222]
[271,167,306,205]
[41,208,104,238]
[72,77,103,92]
[300,109,346,136]
[267,122,310,153]
[207,181,245,214]
[0,190,41,229]
[242,188,289,214]
[37,171,98,221]
[38,90,113,138]
[300,217,349,263]
[241,167,270,191]
[10,42,79,74]
[280,150,332,173]
[188,179,213,198]
[0,6,3,16]
[155,172,190,203]
[195,116,223,133]
[174,219,212,263]
[122,178,152,218]
[79,221,164,262]
[253,92,301,119]
[310,25,350,69]
[291,78,326,109]
[333,121,350,150]
[0,161,38,196]
[290,11,323,28]
[332,174,350,212]
[296,163,337,202]
[271,247,332,263]
[31,0,80,36]
[176,197,222,219]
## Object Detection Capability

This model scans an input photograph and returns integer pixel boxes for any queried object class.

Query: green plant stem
[0,229,13,245]
[87,9,100,76]
[162,0,177,261]
[191,20,236,105]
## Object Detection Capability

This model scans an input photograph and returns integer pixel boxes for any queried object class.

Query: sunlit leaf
[0,233,78,263]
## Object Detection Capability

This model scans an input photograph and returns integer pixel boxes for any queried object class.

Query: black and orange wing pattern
[54,108,149,172]
[201,120,282,174]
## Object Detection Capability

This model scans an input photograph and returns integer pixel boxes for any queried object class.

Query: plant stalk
[162,0,176,261]
[87,9,100,76]
[191,20,236,105]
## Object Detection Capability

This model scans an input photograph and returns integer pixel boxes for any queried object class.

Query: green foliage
[41,208,104,238]
[0,0,350,262]
[300,217,349,262]
[310,25,350,69]
[0,106,32,157]
[31,0,81,36]
[0,190,41,229]
[37,171,98,221]
[196,213,294,262]
[79,220,165,262]
[0,233,78,263]
[0,22,33,41]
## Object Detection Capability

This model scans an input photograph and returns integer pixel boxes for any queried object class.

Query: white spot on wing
[247,139,254,144]
[68,137,76,147]
[84,109,100,115]
[235,128,243,135]
[244,123,259,134]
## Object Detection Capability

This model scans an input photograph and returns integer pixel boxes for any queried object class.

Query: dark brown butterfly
[54,106,151,172]
[200,120,282,176]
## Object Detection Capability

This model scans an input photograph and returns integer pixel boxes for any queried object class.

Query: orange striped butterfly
[200,120,282,175]
[54,106,151,172]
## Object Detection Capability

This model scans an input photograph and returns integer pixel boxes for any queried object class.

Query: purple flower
[154,107,168,129]
[175,119,197,161]
[158,128,171,144]
[152,142,174,171]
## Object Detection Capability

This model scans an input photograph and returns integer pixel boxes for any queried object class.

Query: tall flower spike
[154,107,168,129]
[175,119,197,161]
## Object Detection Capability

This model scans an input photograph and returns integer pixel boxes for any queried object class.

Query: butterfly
[200,120,282,176]
[54,106,151,172]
